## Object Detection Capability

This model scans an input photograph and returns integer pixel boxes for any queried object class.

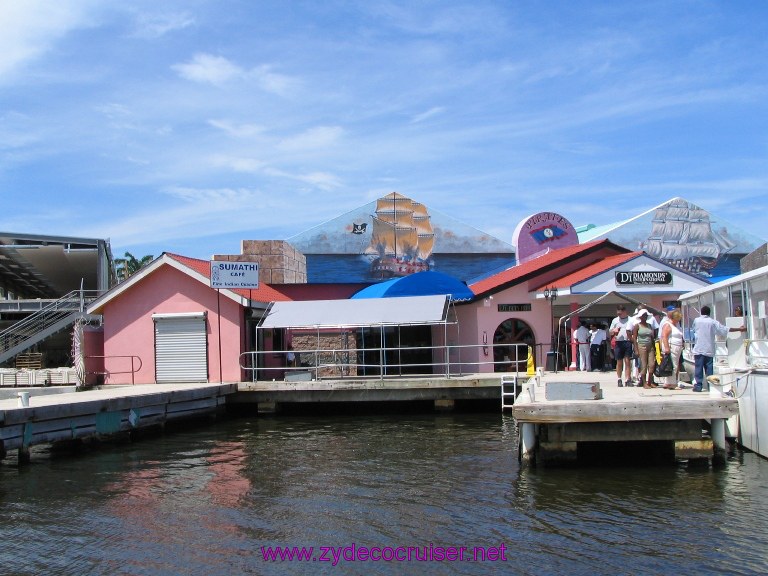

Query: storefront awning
[258,294,450,329]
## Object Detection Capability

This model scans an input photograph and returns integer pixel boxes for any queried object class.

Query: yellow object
[527,346,536,376]
[655,341,662,364]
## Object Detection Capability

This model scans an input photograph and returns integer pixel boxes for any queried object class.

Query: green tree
[115,252,154,281]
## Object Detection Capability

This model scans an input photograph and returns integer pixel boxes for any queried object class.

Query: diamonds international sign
[615,271,672,286]
[210,261,259,289]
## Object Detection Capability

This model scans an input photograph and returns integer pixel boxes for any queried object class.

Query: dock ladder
[501,375,518,411]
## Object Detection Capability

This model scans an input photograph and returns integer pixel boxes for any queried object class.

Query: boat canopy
[258,294,451,329]
[350,271,474,301]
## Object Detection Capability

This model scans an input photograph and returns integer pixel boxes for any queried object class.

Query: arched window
[493,318,535,372]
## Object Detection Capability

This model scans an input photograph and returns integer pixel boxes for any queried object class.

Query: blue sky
[1,0,767,261]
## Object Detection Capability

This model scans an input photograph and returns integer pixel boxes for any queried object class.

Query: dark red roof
[531,251,642,291]
[165,253,292,302]
[469,239,627,296]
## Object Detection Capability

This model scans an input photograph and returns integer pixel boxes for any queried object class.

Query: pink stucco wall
[83,325,104,386]
[455,285,554,374]
[100,265,245,384]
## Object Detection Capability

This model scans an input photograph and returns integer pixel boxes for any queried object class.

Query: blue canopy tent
[351,271,475,301]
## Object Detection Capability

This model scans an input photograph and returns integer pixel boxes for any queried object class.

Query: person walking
[692,305,747,392]
[574,321,591,371]
[609,305,632,387]
[631,309,657,388]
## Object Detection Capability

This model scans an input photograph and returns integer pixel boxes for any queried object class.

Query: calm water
[1,413,767,575]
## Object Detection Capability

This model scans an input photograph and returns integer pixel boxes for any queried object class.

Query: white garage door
[153,312,208,383]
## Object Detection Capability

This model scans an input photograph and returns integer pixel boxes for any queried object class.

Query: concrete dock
[0,383,237,462]
[233,373,504,412]
[513,370,739,466]
[1,370,741,468]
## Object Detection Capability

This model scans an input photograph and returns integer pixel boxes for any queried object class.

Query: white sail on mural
[640,198,737,276]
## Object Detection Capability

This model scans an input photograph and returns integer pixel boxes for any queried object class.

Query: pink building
[461,239,710,373]
[86,253,291,384]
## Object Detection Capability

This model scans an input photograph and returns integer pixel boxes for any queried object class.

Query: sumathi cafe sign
[210,261,259,289]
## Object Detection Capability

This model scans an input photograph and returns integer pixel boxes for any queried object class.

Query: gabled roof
[87,252,291,314]
[531,252,642,291]
[469,239,627,297]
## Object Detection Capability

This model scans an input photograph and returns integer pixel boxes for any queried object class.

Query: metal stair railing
[0,289,99,364]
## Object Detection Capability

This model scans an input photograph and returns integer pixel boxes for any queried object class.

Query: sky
[1,0,767,261]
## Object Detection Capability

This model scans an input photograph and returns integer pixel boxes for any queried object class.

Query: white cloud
[0,0,97,79]
[277,126,344,152]
[251,64,300,97]
[208,119,266,138]
[209,154,266,173]
[85,186,279,246]
[172,53,242,85]
[411,107,446,123]
[132,11,194,38]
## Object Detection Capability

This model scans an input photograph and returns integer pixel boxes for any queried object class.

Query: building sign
[210,261,259,289]
[615,271,672,286]
[498,303,532,312]
[512,211,578,263]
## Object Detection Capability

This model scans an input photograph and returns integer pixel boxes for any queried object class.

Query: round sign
[512,212,578,263]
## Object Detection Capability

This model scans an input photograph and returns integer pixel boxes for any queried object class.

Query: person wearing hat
[657,304,677,336]
[631,308,657,388]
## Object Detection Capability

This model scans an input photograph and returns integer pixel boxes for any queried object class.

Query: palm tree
[115,252,154,282]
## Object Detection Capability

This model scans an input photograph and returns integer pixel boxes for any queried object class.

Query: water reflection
[0,414,767,575]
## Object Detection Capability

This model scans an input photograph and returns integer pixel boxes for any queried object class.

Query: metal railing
[84,355,143,385]
[0,289,99,362]
[239,342,535,382]
[746,339,768,368]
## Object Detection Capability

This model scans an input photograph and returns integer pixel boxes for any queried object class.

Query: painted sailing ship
[364,192,435,278]
[641,198,736,276]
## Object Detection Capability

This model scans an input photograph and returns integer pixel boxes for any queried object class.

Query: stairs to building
[0,290,99,365]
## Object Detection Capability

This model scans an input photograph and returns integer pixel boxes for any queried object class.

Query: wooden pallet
[15,353,43,370]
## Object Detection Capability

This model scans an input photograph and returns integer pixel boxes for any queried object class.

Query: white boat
[679,264,768,457]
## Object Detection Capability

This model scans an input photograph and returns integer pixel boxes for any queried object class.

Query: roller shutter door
[153,313,208,383]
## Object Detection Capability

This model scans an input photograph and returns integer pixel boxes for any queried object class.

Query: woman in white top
[660,310,684,389]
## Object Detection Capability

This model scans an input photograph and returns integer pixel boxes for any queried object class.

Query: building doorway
[493,318,535,372]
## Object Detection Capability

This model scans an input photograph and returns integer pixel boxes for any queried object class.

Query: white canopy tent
[254,295,460,379]
[259,294,451,329]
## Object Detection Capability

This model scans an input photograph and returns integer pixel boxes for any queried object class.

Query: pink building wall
[100,265,245,384]
[455,285,553,374]
[83,325,104,386]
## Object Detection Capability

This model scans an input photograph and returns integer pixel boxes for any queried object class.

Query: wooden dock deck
[0,383,237,462]
[512,370,739,466]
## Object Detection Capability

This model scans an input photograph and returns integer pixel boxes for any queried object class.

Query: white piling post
[17,392,30,407]
[711,418,727,464]
[520,422,537,465]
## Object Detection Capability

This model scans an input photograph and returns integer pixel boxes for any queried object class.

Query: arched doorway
[493,318,535,372]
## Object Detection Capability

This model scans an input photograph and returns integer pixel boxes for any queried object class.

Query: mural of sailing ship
[641,198,737,276]
[364,192,435,278]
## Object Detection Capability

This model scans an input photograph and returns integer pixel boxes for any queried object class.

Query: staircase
[0,290,98,365]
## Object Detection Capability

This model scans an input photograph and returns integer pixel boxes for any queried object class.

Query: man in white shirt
[589,323,607,372]
[692,305,746,392]
[574,322,591,371]
[609,305,633,386]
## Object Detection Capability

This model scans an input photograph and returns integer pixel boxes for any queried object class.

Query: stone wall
[214,240,307,284]
[291,330,358,377]
[740,242,768,274]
